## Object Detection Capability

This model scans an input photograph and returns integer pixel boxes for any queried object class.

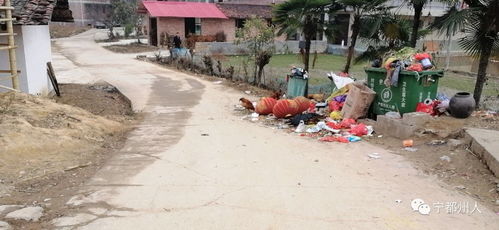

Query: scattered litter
[234,104,245,111]
[317,121,340,133]
[305,121,337,133]
[250,112,259,121]
[368,153,381,159]
[327,72,354,89]
[244,91,251,94]
[395,200,402,203]
[366,126,374,135]
[404,147,418,152]
[350,123,368,136]
[348,136,362,142]
[454,185,466,190]
[201,134,209,136]
[439,155,451,162]
[428,140,446,146]
[339,118,356,129]
[403,139,414,147]
[378,135,383,138]
[288,113,320,126]
[295,120,306,133]
[330,111,342,120]
[306,125,322,133]
[277,124,289,129]
[213,81,223,84]
[320,136,349,143]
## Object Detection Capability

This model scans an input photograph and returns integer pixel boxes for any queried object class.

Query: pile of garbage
[238,73,376,144]
[376,47,436,87]
[370,47,484,119]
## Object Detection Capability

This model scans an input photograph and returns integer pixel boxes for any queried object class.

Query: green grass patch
[225,54,368,86]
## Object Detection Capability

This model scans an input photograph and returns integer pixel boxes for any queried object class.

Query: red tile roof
[142,1,228,19]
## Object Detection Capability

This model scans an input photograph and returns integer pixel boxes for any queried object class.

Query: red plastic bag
[339,118,356,129]
[320,136,349,143]
[328,101,344,111]
[416,102,432,114]
[416,102,435,115]
[350,123,368,136]
[308,102,316,113]
[338,72,350,77]
[416,100,442,116]
[407,63,423,72]
[414,53,432,60]
[327,121,342,130]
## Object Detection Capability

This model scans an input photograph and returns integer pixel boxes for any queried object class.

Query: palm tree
[338,0,389,73]
[432,0,499,106]
[354,13,412,62]
[273,0,336,71]
[355,13,431,62]
[406,0,431,48]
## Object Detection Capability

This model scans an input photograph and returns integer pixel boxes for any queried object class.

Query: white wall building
[0,0,73,95]
[0,26,53,94]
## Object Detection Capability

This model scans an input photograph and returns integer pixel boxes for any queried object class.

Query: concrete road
[51,30,499,229]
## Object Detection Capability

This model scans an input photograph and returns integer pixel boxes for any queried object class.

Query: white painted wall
[20,25,53,95]
[0,25,52,95]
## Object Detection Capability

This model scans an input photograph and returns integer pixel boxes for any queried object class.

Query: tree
[355,13,430,62]
[407,0,430,48]
[432,0,499,106]
[106,0,135,40]
[338,0,389,73]
[403,1,453,48]
[129,1,144,43]
[134,14,144,44]
[235,17,275,86]
[273,0,336,71]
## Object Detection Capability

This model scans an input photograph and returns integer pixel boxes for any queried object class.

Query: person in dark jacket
[173,32,182,48]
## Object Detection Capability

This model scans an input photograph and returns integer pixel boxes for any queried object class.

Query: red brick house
[138,1,278,46]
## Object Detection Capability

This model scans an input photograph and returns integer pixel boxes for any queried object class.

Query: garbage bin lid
[365,68,444,78]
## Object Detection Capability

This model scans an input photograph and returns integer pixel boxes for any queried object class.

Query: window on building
[329,14,349,45]
[235,19,246,38]
[195,18,202,35]
[235,19,246,29]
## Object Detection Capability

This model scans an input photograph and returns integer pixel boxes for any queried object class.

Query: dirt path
[46,30,499,229]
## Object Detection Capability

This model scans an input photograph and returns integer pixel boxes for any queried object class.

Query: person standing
[173,32,182,48]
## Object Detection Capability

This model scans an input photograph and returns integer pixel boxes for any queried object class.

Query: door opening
[150,17,158,46]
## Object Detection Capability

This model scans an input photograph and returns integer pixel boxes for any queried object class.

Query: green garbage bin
[287,76,308,98]
[366,68,443,116]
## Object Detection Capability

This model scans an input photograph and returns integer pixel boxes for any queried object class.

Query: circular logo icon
[381,88,393,103]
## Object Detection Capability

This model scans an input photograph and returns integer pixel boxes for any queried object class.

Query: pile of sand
[0,92,125,183]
